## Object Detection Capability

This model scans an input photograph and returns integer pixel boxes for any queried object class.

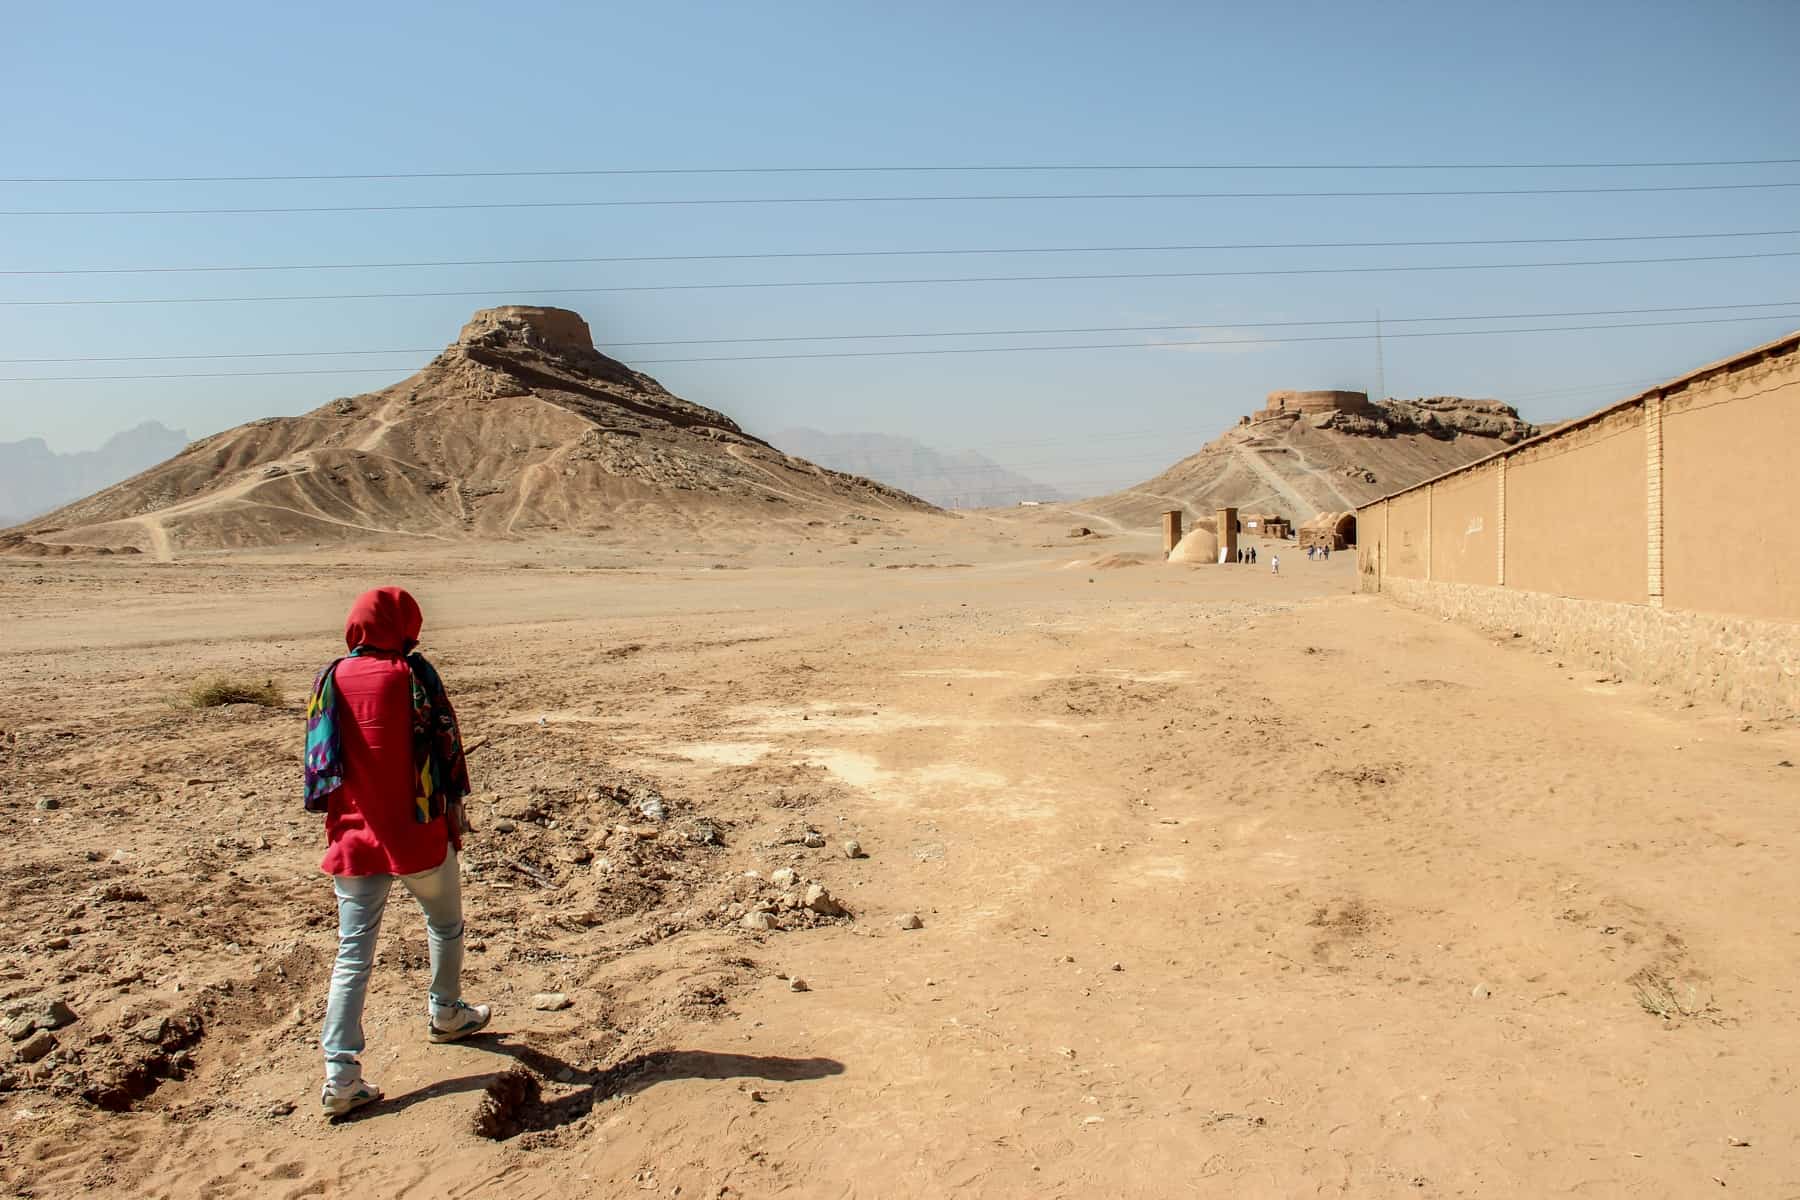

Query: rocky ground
[2,522,1797,1198]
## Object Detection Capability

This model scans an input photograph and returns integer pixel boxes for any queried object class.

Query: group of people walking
[1307,544,1332,561]
[1234,545,1258,565]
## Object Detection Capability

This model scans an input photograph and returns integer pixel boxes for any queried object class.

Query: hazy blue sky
[4,0,1796,495]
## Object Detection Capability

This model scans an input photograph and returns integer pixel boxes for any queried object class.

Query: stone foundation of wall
[1379,577,1800,719]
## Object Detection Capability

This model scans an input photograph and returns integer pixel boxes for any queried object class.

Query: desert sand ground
[3,514,1797,1199]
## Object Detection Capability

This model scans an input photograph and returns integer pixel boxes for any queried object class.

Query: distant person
[1248,546,1257,565]
[1271,553,1280,575]
[305,587,489,1118]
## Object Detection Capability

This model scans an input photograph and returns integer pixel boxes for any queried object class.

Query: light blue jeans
[321,849,465,1085]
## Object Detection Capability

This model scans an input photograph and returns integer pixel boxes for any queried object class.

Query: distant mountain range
[772,429,1067,509]
[0,421,191,527]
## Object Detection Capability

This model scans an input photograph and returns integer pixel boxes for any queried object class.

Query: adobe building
[1240,512,1292,539]
[1253,389,1377,423]
[1356,328,1800,718]
[1299,511,1356,551]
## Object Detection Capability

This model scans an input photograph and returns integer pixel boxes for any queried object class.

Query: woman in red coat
[305,586,490,1118]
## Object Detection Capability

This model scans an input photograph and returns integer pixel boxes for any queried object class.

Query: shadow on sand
[348,1040,844,1138]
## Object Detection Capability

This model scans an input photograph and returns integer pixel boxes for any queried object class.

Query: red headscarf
[344,586,423,654]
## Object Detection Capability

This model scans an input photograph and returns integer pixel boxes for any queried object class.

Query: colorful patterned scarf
[304,648,471,822]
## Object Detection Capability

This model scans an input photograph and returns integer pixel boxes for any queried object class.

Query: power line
[4,312,1791,382]
[635,313,1795,364]
[6,157,1799,183]
[6,181,1800,217]
[7,249,1797,308]
[5,300,1793,364]
[6,227,1794,277]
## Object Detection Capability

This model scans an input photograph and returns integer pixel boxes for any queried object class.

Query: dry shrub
[1628,966,1715,1022]
[186,675,283,708]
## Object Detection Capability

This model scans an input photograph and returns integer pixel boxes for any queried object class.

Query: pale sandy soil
[2,519,1797,1199]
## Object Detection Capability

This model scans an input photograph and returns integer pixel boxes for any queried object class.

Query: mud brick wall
[1357,332,1800,716]
[1380,577,1800,718]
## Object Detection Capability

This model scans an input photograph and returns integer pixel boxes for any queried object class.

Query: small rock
[1110,962,1123,972]
[44,936,71,952]
[1057,1046,1077,1059]
[788,978,809,993]
[747,1088,766,1102]
[4,1015,36,1042]
[467,939,486,952]
[802,831,827,849]
[1726,1136,1750,1148]
[38,1001,76,1030]
[130,1016,170,1044]
[35,798,60,811]
[14,1031,56,1064]
[803,883,846,918]
[266,1099,296,1118]
[843,840,865,859]
[565,846,593,864]
[256,835,271,850]
[531,992,572,1012]
[740,910,775,932]
[895,912,924,931]
[770,867,799,889]
[1470,983,1491,1000]
[493,819,517,834]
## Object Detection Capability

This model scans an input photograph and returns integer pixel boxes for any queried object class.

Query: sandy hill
[1080,388,1535,526]
[772,428,1069,509]
[7,307,932,558]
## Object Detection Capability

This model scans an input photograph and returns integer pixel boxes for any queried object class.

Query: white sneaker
[428,999,492,1043]
[320,1078,383,1118]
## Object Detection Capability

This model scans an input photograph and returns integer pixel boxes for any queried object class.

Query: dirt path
[2,550,1797,1198]
[1230,436,1352,515]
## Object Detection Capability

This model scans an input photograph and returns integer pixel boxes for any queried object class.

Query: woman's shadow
[355,1037,845,1136]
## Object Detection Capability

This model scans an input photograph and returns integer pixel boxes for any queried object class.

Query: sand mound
[14,306,934,557]
[1166,527,1221,564]
[0,533,139,558]
[1079,552,1158,570]
[1084,391,1534,526]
